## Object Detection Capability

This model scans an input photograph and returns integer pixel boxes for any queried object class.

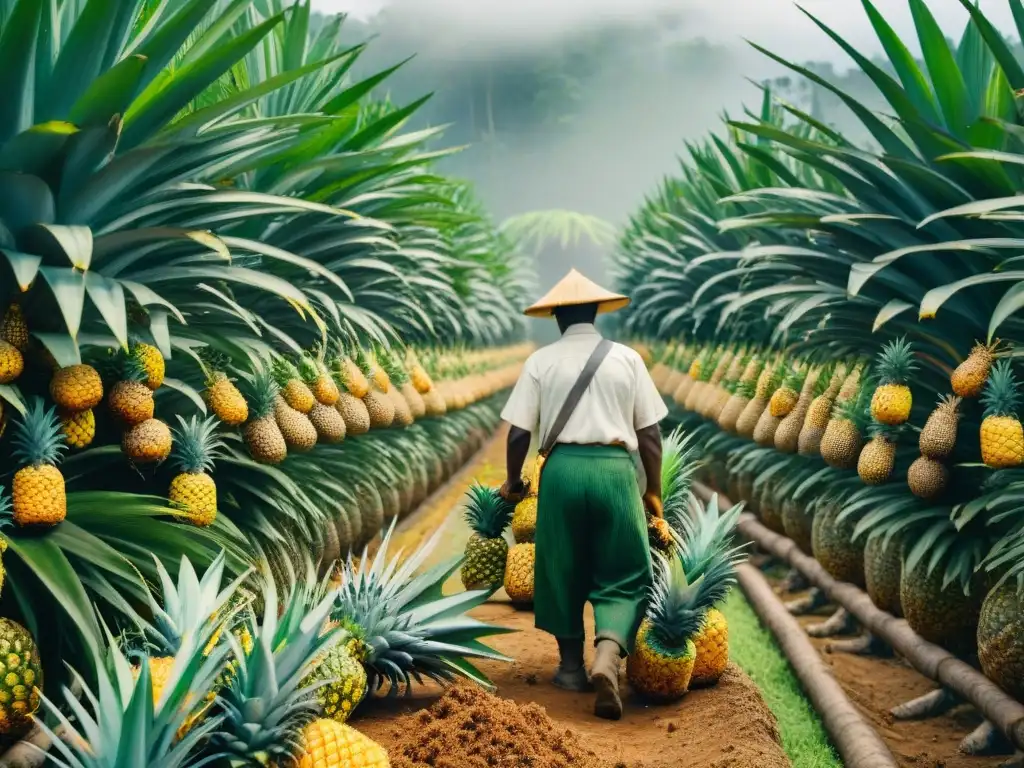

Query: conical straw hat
[524,269,630,318]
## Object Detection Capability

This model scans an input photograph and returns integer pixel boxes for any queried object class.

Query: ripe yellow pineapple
[820,381,869,470]
[362,386,395,428]
[407,350,433,393]
[980,359,1024,468]
[334,351,370,399]
[0,304,28,351]
[60,408,95,449]
[123,418,173,464]
[244,362,288,464]
[273,357,316,413]
[798,365,843,457]
[0,618,42,736]
[401,381,426,419]
[461,485,515,590]
[108,348,155,426]
[286,720,390,768]
[132,341,165,390]
[690,608,729,686]
[870,338,916,425]
[11,399,67,527]
[858,430,897,485]
[0,340,23,384]
[275,395,318,451]
[169,415,224,527]
[919,394,961,459]
[335,392,371,435]
[301,354,341,406]
[511,496,537,543]
[907,456,948,500]
[50,363,104,412]
[302,623,370,723]
[504,543,535,605]
[952,341,998,398]
[206,371,249,426]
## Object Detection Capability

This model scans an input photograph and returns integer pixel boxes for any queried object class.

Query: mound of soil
[386,683,602,768]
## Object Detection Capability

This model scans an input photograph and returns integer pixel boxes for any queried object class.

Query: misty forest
[1,1,1024,767]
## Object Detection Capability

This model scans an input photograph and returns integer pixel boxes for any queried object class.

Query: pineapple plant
[870,338,916,425]
[901,556,985,657]
[107,348,155,426]
[461,483,514,590]
[952,341,998,398]
[919,394,961,459]
[864,533,903,617]
[275,394,319,451]
[0,339,23,384]
[169,415,224,527]
[244,363,288,464]
[123,418,172,464]
[627,548,735,701]
[59,407,96,449]
[132,340,165,390]
[769,365,801,417]
[979,359,1024,469]
[362,382,396,429]
[274,356,317,414]
[718,357,761,434]
[354,482,385,547]
[0,303,28,351]
[676,493,746,687]
[977,582,1023,701]
[50,363,104,412]
[11,398,67,527]
[812,499,866,587]
[0,618,40,737]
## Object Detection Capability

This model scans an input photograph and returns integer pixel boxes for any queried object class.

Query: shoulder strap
[540,338,614,456]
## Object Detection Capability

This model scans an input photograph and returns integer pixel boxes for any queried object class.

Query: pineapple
[952,341,998,398]
[107,348,155,426]
[0,619,42,737]
[274,357,317,413]
[205,370,249,426]
[769,366,801,417]
[422,385,447,417]
[0,489,9,594]
[354,483,385,549]
[334,347,370,399]
[407,349,433,393]
[0,339,23,384]
[718,358,761,434]
[979,359,1024,468]
[389,385,415,427]
[0,304,28,351]
[461,484,515,590]
[310,402,347,443]
[864,533,903,617]
[362,385,395,428]
[302,620,370,723]
[901,556,985,657]
[504,543,536,605]
[132,340,165,390]
[288,720,390,768]
[169,415,224,527]
[50,363,104,412]
[798,364,843,457]
[123,418,172,464]
[358,347,390,393]
[775,367,817,453]
[736,363,778,438]
[335,391,371,435]
[820,384,869,470]
[11,398,67,527]
[401,381,427,419]
[275,395,319,451]
[919,394,961,459]
[627,548,735,701]
[858,427,898,485]
[511,496,537,543]
[977,583,1023,701]
[60,407,96,449]
[811,499,865,587]
[870,338,916,425]
[244,363,288,464]
[907,456,948,500]
[302,353,341,406]
[676,493,746,687]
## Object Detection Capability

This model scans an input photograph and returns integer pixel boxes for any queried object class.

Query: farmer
[499,268,667,721]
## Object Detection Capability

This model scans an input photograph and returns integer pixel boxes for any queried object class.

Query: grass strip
[723,589,843,768]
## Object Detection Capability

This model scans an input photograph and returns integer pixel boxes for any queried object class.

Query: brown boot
[591,639,623,720]
[553,638,591,692]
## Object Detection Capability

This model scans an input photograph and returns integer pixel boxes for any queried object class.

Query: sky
[310,0,1016,66]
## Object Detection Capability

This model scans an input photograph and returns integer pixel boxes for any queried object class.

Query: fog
[309,0,1017,333]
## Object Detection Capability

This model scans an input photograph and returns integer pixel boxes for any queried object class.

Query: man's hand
[500,478,528,504]
[643,491,663,519]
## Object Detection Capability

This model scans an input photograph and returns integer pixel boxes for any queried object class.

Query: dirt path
[358,428,791,768]
[772,579,1010,768]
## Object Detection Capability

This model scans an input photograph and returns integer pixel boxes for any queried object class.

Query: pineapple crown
[246,359,281,420]
[198,346,231,374]
[378,347,410,386]
[811,362,838,397]
[661,427,703,531]
[463,482,514,538]
[875,337,917,386]
[781,364,807,392]
[271,355,303,387]
[170,414,225,475]
[677,493,748,584]
[981,359,1021,419]
[12,398,66,468]
[214,557,341,763]
[333,521,511,694]
[934,393,963,417]
[696,349,719,383]
[833,377,872,429]
[867,420,905,442]
[108,345,149,384]
[296,353,322,385]
[646,548,736,649]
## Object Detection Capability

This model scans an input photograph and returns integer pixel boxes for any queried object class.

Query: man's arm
[502,426,532,500]
[636,424,663,517]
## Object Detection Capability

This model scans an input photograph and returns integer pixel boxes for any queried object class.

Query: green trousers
[535,444,653,653]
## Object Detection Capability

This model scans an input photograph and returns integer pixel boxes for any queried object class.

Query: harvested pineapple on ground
[461,483,514,591]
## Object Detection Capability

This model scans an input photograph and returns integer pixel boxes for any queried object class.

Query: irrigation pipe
[736,561,899,767]
[695,483,1024,753]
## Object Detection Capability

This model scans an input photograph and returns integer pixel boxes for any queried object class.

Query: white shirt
[500,324,668,452]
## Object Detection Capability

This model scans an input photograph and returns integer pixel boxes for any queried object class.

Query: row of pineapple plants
[0,0,537,748]
[612,0,1024,720]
